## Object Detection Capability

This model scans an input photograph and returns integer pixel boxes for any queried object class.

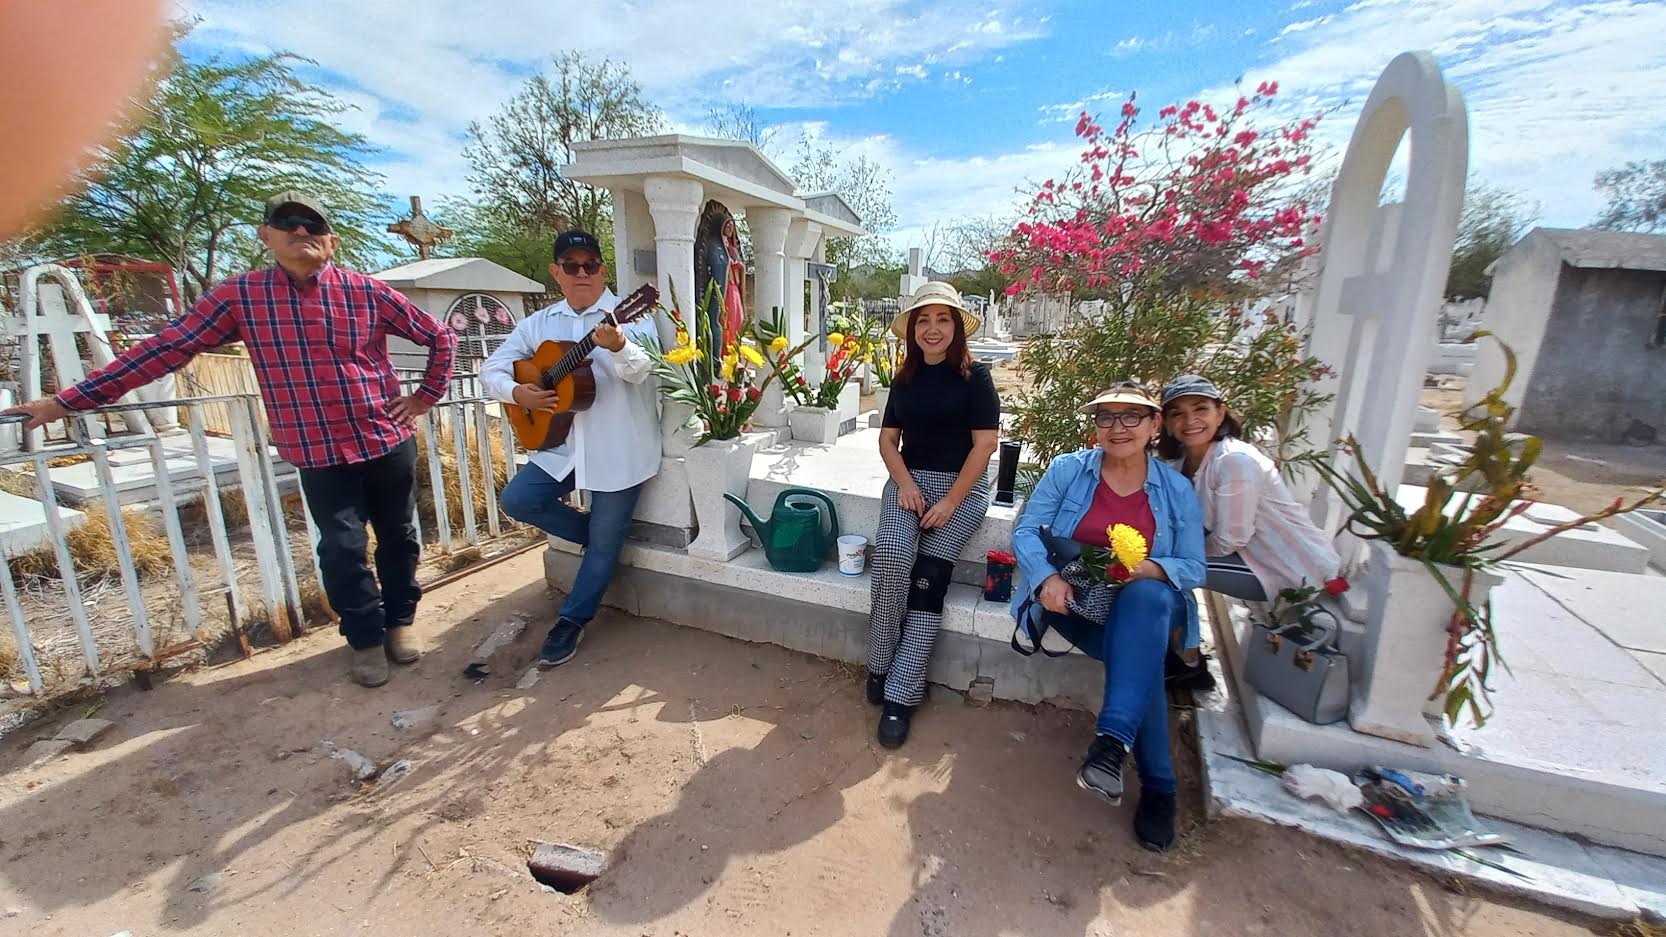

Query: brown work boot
[384,626,420,665]
[351,646,390,687]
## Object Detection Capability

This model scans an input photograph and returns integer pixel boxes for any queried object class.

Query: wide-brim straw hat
[890,281,981,339]
[1077,383,1160,415]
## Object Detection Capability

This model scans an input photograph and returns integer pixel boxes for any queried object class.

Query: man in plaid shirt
[6,191,458,688]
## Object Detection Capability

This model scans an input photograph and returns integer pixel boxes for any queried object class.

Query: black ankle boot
[1135,790,1178,852]
[877,701,913,748]
[866,671,887,705]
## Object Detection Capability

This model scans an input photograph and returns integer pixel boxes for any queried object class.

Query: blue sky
[182,0,1666,255]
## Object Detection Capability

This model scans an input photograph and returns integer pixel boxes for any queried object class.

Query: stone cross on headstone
[387,196,453,260]
[5,265,153,450]
[1298,52,1467,538]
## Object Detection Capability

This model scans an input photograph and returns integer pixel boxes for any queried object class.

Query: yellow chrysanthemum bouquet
[1081,523,1149,584]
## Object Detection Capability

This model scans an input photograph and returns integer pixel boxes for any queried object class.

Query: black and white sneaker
[1164,651,1217,693]
[1076,734,1127,805]
[877,701,913,748]
[538,619,585,668]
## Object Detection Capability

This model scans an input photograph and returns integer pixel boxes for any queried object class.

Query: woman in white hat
[867,281,1000,748]
[1007,381,1205,852]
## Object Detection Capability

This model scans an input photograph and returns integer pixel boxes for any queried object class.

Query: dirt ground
[0,552,1600,937]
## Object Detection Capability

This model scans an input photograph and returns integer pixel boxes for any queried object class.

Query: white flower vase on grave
[660,399,699,456]
[684,436,756,561]
[1349,539,1504,747]
[788,406,839,445]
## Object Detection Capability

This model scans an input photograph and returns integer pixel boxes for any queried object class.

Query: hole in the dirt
[526,841,607,894]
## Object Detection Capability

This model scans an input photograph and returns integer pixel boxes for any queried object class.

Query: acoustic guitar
[506,283,660,450]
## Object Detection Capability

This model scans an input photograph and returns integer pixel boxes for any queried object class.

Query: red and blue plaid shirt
[58,263,457,469]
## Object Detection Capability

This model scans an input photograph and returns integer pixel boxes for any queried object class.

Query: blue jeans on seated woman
[1041,578,1182,795]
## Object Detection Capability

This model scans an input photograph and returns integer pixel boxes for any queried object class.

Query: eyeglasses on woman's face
[1093,409,1153,429]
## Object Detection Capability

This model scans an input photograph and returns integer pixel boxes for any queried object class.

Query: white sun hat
[890,280,981,339]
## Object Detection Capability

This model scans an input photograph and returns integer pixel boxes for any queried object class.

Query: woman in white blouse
[1157,374,1341,604]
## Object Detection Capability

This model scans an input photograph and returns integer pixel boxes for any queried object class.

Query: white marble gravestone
[1300,52,1468,534]
[6,264,154,450]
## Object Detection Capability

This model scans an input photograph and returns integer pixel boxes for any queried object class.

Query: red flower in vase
[708,383,723,398]
[727,386,743,402]
[745,386,762,402]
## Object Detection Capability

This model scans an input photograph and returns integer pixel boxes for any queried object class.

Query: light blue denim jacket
[1008,448,1208,648]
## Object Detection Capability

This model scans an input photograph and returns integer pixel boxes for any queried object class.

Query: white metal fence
[0,381,526,707]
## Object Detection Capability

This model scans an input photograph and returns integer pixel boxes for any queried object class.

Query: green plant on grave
[1008,288,1332,472]
[1298,332,1666,728]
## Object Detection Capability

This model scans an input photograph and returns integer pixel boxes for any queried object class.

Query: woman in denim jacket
[1008,382,1205,852]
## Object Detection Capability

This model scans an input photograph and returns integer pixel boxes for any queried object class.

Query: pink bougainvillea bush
[998,84,1334,469]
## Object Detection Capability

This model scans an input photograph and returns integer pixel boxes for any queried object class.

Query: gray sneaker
[1076,734,1127,805]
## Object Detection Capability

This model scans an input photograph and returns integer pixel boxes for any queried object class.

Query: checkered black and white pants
[867,468,991,706]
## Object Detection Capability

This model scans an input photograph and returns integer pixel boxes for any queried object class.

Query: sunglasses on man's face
[1094,410,1152,429]
[559,260,603,276]
[269,214,331,236]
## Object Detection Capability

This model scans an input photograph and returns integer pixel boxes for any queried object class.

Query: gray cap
[1160,374,1224,406]
[264,190,330,225]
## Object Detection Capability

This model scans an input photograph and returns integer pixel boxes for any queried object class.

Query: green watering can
[724,488,841,573]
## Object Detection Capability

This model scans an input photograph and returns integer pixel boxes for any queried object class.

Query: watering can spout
[723,492,768,535]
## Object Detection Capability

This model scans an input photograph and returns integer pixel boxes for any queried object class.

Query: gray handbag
[1244,617,1350,725]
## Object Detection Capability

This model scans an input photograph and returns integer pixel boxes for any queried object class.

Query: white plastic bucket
[836,534,868,576]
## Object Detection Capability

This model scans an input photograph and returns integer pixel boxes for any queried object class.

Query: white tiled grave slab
[0,489,86,555]
[1215,564,1666,857]
[11,434,297,507]
[1397,484,1649,573]
[1616,510,1666,570]
[1198,691,1666,921]
[746,423,1017,570]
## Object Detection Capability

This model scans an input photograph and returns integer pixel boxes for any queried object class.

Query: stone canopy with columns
[562,135,866,543]
[565,135,866,433]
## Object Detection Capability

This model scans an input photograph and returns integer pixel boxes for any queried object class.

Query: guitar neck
[534,284,660,389]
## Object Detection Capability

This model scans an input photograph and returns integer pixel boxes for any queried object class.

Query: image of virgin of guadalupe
[694,200,748,374]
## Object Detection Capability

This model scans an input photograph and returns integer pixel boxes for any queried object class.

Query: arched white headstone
[8,264,154,449]
[1300,51,1468,534]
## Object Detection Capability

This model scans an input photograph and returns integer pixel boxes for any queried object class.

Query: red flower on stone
[1324,577,1350,596]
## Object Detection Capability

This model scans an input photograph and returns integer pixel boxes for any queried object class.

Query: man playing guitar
[482,229,662,667]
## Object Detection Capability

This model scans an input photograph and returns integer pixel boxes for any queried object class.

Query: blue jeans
[499,464,644,626]
[1042,578,1182,795]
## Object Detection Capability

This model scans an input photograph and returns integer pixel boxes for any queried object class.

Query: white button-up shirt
[481,289,662,493]
[1190,436,1341,594]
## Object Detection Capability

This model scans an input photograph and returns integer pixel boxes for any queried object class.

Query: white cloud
[1036,88,1125,123]
[182,0,1048,205]
[1226,0,1666,226]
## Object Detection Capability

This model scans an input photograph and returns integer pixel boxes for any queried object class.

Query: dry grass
[434,545,483,573]
[176,487,249,531]
[7,504,174,583]
[0,634,21,681]
[414,422,512,537]
[1609,915,1666,937]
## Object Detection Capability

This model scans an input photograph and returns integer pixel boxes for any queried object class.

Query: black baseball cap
[264,190,330,225]
[553,229,603,262]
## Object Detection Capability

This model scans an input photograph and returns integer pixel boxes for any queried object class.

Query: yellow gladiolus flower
[665,345,699,366]
[769,335,789,354]
[739,344,765,367]
[827,331,845,346]
[1108,523,1149,571]
[675,328,690,347]
[721,351,738,382]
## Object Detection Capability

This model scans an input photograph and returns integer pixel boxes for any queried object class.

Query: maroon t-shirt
[1072,479,1156,548]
